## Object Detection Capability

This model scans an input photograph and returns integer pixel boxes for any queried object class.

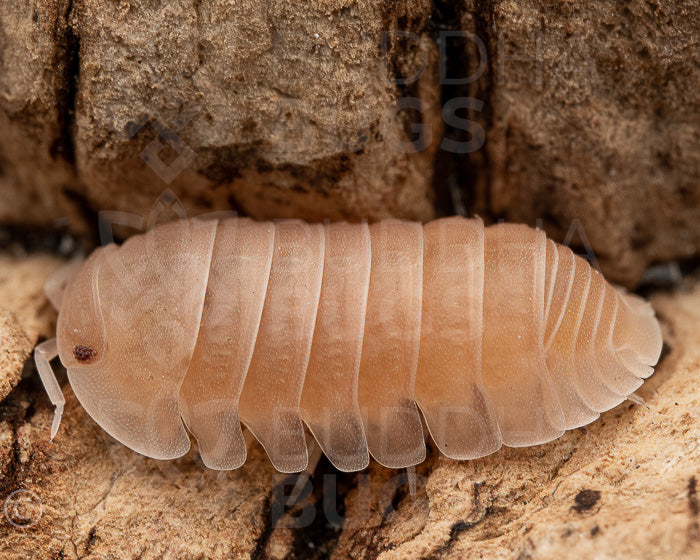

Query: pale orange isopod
[34,216,663,474]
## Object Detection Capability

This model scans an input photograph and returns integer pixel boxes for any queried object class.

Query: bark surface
[1,1,698,285]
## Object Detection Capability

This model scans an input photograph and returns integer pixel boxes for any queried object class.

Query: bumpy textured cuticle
[54,217,664,473]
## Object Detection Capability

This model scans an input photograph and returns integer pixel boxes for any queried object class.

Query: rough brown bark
[1,0,440,231]
[1,1,698,286]
[456,0,700,286]
[0,309,30,401]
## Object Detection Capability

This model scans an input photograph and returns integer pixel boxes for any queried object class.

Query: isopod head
[55,220,218,460]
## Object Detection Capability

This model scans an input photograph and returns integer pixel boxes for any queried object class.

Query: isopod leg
[407,466,417,498]
[626,393,647,407]
[34,338,65,440]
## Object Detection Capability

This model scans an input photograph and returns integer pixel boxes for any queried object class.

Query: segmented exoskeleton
[35,217,662,473]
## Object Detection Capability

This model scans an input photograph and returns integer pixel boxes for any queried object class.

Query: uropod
[35,216,663,475]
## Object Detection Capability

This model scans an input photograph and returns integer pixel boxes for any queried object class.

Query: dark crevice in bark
[470,0,496,220]
[50,0,80,169]
[250,494,273,560]
[0,223,85,257]
[289,458,353,560]
[427,0,495,219]
[61,187,100,245]
[427,0,467,217]
[0,370,44,499]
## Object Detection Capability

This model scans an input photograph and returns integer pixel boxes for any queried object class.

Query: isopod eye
[56,248,108,369]
[73,345,97,364]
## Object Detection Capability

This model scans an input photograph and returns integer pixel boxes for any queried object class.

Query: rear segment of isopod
[411,218,661,454]
[611,289,662,377]
[543,243,603,428]
[570,264,628,413]
[540,241,662,432]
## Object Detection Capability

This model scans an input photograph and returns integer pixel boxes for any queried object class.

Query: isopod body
[35,217,663,473]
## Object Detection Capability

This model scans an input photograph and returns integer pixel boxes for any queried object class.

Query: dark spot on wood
[449,520,474,541]
[250,494,273,560]
[689,476,699,542]
[124,120,139,137]
[689,476,698,517]
[241,117,257,133]
[572,489,601,513]
[73,345,96,363]
[590,525,600,536]
[86,526,97,551]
